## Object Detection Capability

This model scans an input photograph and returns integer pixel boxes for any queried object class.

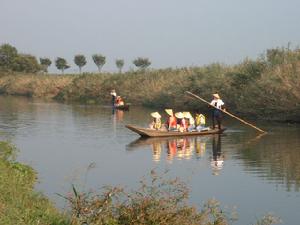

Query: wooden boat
[114,104,130,111]
[126,124,226,137]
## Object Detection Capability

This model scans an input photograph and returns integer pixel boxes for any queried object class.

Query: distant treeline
[0,43,151,73]
[1,43,300,121]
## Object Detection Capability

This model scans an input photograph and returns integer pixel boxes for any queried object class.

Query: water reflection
[210,135,224,176]
[1,96,300,224]
[127,135,215,164]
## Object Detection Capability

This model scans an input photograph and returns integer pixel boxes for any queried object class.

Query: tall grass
[0,141,70,225]
[0,142,281,225]
[1,47,300,121]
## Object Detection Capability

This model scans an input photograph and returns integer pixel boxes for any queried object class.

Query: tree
[92,54,106,72]
[55,57,70,74]
[0,43,18,71]
[74,54,87,73]
[115,59,124,73]
[11,54,40,73]
[39,57,52,72]
[133,57,151,70]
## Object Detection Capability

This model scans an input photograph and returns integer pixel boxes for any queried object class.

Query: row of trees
[0,43,151,74]
[42,54,151,74]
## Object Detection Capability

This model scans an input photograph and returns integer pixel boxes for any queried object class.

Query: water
[0,96,299,225]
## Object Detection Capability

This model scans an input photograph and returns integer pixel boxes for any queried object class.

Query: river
[0,96,299,225]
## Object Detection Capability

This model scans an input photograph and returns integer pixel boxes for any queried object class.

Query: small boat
[114,104,130,111]
[126,124,226,137]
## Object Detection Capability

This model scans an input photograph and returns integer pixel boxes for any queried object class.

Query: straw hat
[212,93,220,99]
[165,109,173,116]
[175,112,184,119]
[183,111,192,119]
[151,112,161,119]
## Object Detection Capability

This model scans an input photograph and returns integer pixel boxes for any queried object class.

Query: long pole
[185,91,266,133]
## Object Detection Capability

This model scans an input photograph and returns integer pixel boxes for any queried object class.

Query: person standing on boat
[165,109,177,131]
[110,89,117,106]
[210,93,225,129]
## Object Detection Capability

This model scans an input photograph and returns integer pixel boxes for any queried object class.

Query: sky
[1,0,300,73]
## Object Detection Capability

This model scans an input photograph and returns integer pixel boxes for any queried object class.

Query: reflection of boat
[126,124,226,137]
[114,104,130,111]
[126,135,209,163]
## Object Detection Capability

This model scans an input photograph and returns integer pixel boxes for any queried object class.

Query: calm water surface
[0,96,299,225]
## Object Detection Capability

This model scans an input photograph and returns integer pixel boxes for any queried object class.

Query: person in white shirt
[210,93,225,129]
[110,89,117,106]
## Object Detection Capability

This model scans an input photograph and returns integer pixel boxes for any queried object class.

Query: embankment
[1,48,300,122]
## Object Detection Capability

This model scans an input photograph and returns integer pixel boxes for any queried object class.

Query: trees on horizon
[115,59,124,73]
[40,58,52,72]
[133,57,151,70]
[1,43,156,74]
[74,55,87,73]
[92,54,106,72]
[55,57,70,74]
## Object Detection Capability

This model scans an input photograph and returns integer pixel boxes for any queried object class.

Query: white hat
[151,112,161,119]
[165,109,173,116]
[183,112,192,119]
[213,93,220,99]
[175,112,184,119]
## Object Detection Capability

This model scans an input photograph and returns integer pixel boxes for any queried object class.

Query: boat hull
[114,104,130,111]
[125,124,226,137]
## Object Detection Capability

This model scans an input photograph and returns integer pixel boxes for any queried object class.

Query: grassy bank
[0,141,280,225]
[1,47,300,121]
[0,141,69,225]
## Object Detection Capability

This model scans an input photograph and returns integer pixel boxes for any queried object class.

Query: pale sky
[1,0,300,73]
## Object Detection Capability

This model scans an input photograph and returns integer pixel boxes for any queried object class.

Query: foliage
[64,170,233,225]
[0,43,18,71]
[55,57,70,74]
[39,57,52,72]
[1,45,300,121]
[11,54,40,73]
[115,59,124,73]
[0,141,69,225]
[92,54,106,72]
[133,57,151,70]
[0,44,40,73]
[74,54,87,73]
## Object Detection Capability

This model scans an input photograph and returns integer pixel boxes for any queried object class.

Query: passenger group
[150,109,208,132]
[149,93,225,132]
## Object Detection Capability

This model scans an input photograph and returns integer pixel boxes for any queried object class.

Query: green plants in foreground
[62,170,280,225]
[0,141,69,225]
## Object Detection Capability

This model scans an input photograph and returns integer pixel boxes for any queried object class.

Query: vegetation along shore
[1,43,300,122]
[0,141,280,225]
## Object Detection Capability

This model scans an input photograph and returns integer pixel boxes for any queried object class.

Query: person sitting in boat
[110,89,117,106]
[115,96,125,106]
[210,93,225,130]
[165,109,177,131]
[183,112,195,132]
[175,112,187,132]
[149,112,162,130]
[195,113,209,131]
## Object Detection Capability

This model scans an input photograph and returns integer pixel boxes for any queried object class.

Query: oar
[185,91,267,133]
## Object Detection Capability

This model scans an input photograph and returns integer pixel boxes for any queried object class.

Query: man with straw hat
[210,93,225,129]
[149,112,162,130]
[165,109,177,131]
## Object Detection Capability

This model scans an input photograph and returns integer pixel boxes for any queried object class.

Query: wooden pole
[185,91,267,133]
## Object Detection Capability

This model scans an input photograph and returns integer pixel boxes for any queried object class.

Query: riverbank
[0,140,282,225]
[0,141,69,225]
[1,47,300,122]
